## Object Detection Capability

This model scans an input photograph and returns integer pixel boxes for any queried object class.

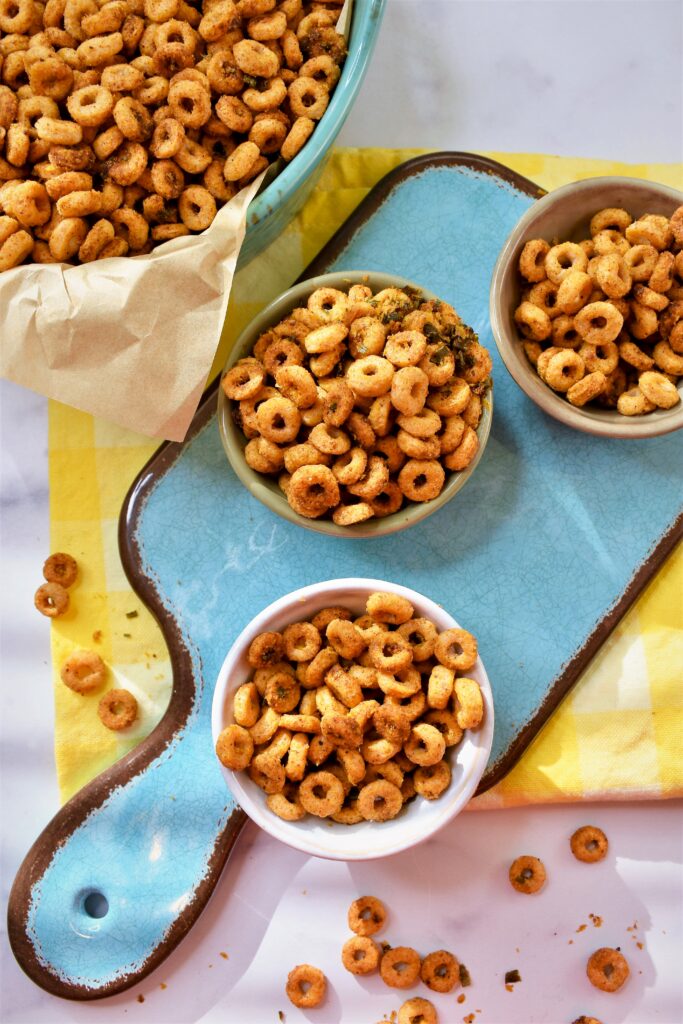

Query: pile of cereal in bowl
[214,590,485,824]
[221,281,492,526]
[0,0,347,270]
[514,205,683,415]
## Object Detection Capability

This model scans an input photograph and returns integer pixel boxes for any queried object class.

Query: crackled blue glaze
[26,163,682,992]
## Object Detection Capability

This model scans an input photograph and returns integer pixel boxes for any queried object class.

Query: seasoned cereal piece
[247,630,284,669]
[216,723,254,770]
[358,779,403,821]
[420,949,459,993]
[380,946,421,989]
[570,825,609,863]
[298,769,344,817]
[61,650,106,694]
[586,948,629,992]
[34,582,69,618]
[366,591,414,626]
[398,997,437,1024]
[348,895,387,936]
[42,551,78,587]
[286,964,327,1008]
[341,936,381,976]
[509,855,546,894]
[98,688,138,731]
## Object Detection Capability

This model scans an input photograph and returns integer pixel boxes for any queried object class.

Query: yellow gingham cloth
[48,149,683,806]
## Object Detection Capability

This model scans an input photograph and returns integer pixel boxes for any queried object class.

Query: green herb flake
[126,610,139,619]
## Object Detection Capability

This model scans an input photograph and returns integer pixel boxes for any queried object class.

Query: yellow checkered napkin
[49,149,683,806]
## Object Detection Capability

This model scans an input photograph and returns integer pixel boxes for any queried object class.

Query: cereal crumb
[589,913,603,927]
[576,923,587,933]
[457,994,466,1004]
[464,1015,476,1024]
[637,941,644,950]
[459,963,472,987]
[568,939,574,944]
[278,1012,285,1022]
[220,951,229,960]
[92,630,102,643]
[504,970,521,985]
[160,983,167,990]
[136,995,144,1004]
[505,984,514,992]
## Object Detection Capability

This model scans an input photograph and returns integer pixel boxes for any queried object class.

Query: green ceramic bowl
[217,271,493,538]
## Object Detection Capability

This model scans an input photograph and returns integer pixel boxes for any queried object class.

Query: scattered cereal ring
[398,997,437,1024]
[358,778,403,821]
[98,687,138,731]
[342,936,381,975]
[298,770,344,817]
[380,946,421,989]
[414,760,451,800]
[266,788,305,821]
[420,949,459,993]
[616,386,656,416]
[34,581,69,617]
[586,948,629,993]
[60,649,106,694]
[514,301,551,341]
[348,895,387,936]
[544,350,585,392]
[43,551,78,587]
[570,825,609,863]
[286,964,327,1008]
[509,855,546,894]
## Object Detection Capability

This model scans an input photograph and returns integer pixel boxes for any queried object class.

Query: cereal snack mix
[515,205,683,416]
[60,648,106,693]
[0,0,347,270]
[223,283,492,526]
[508,854,546,893]
[214,590,485,824]
[98,686,138,730]
[398,997,438,1024]
[285,963,326,1008]
[570,825,608,863]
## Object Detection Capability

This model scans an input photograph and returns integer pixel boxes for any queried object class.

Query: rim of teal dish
[247,0,387,231]
[218,270,494,538]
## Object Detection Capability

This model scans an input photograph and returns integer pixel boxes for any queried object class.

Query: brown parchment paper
[0,169,266,441]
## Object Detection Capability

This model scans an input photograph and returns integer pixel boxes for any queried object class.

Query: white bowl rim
[211,578,494,861]
[490,175,683,439]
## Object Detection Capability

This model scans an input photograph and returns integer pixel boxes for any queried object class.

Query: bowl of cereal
[218,271,493,536]
[490,177,683,438]
[211,579,494,860]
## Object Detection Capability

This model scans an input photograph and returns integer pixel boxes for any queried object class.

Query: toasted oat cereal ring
[341,936,380,976]
[325,663,363,708]
[298,770,344,817]
[247,630,283,669]
[397,459,445,502]
[336,747,366,786]
[398,997,437,1024]
[345,411,375,450]
[349,697,380,730]
[322,380,354,428]
[92,126,125,164]
[369,632,413,674]
[344,455,388,501]
[245,437,284,474]
[222,361,265,401]
[574,301,623,345]
[545,242,588,284]
[331,447,367,486]
[305,736,332,768]
[623,243,658,282]
[551,315,581,349]
[649,250,675,293]
[435,628,477,672]
[113,96,153,144]
[100,62,145,92]
[397,408,441,440]
[265,671,300,713]
[332,798,364,825]
[249,760,285,793]
[43,551,78,587]
[288,74,328,120]
[595,253,631,299]
[391,366,430,416]
[544,349,586,392]
[349,316,387,359]
[556,270,593,315]
[361,734,401,765]
[454,677,484,729]
[45,172,93,202]
[215,94,253,135]
[98,688,137,731]
[299,53,340,89]
[423,709,462,747]
[34,581,70,618]
[632,283,669,312]
[348,895,387,937]
[577,340,618,376]
[592,229,630,257]
[397,429,440,460]
[280,114,314,161]
[65,85,113,132]
[56,189,102,218]
[0,0,33,31]
[255,395,301,443]
[168,80,211,131]
[387,690,427,722]
[243,76,287,114]
[60,649,106,694]
[570,824,609,863]
[518,238,550,282]
[380,946,421,989]
[263,338,305,376]
[396,618,437,661]
[427,664,454,710]
[266,788,305,821]
[514,300,552,341]
[311,604,351,633]
[0,218,19,247]
[670,322,683,355]
[28,57,74,103]
[3,181,51,228]
[233,37,280,78]
[420,949,459,994]
[248,114,287,154]
[233,681,260,728]
[285,732,310,780]
[523,340,543,366]
[216,723,254,770]
[283,621,321,662]
[283,443,330,474]
[618,338,654,371]
[107,141,147,186]
[97,239,129,261]
[571,1018,603,1024]
[307,286,349,322]
[358,779,403,821]
[367,591,414,626]
[626,214,672,250]
[148,158,183,199]
[586,948,629,993]
[0,225,31,270]
[308,422,350,457]
[224,139,260,182]
[589,207,631,235]
[321,711,362,749]
[345,355,393,398]
[638,370,680,409]
[414,760,451,800]
[178,185,216,230]
[654,340,683,375]
[280,715,320,736]
[660,301,683,343]
[289,464,340,518]
[78,219,115,263]
[273,365,315,408]
[383,330,427,368]
[326,619,365,659]
[48,217,88,261]
[404,723,445,767]
[372,435,405,475]
[377,666,421,700]
[286,964,326,1009]
[462,342,493,386]
[250,706,282,746]
[670,204,683,246]
[509,854,546,894]
[427,377,471,417]
[617,386,656,416]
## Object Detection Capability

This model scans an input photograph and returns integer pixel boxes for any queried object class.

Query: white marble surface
[1,2,682,1022]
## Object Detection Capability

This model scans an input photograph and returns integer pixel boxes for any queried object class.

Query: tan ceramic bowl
[490,176,683,438]
[218,271,493,537]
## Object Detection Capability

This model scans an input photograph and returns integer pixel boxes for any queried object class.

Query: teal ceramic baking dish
[237,0,386,267]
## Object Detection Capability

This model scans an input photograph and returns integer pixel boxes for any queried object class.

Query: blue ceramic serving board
[9,155,682,1000]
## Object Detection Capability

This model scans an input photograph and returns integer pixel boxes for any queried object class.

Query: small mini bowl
[218,271,493,537]
[211,578,494,861]
[490,176,683,438]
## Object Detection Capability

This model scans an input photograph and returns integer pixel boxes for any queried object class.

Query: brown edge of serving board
[8,153,682,1002]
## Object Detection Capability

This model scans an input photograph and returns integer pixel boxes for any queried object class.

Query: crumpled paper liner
[0,170,266,441]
